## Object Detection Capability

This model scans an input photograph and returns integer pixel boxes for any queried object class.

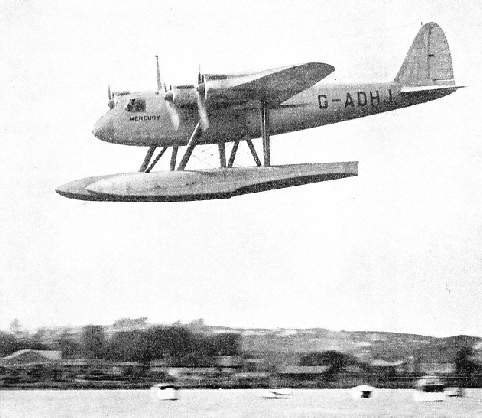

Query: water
[1,389,481,418]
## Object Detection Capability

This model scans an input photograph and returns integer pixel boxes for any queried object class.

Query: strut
[145,147,168,173]
[170,146,179,171]
[228,141,240,168]
[260,101,271,166]
[246,138,262,167]
[139,146,157,172]
[177,122,202,170]
[218,142,226,168]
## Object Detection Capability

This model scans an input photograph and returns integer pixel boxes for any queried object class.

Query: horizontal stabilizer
[399,84,465,102]
[400,85,465,94]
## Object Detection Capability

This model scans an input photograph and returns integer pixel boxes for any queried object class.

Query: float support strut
[218,142,226,168]
[170,146,178,171]
[177,123,202,171]
[228,141,240,168]
[139,146,157,172]
[260,101,270,166]
[145,147,168,173]
[246,138,262,167]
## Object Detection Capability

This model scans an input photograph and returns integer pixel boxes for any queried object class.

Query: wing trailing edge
[203,62,335,107]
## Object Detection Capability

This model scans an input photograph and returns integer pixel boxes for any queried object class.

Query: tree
[56,331,82,358]
[143,325,198,365]
[0,331,19,357]
[9,319,22,335]
[160,325,195,363]
[106,330,148,362]
[0,329,50,356]
[112,317,148,330]
[299,350,350,380]
[455,347,477,377]
[29,329,51,350]
[187,318,208,334]
[81,325,106,359]
[210,333,241,357]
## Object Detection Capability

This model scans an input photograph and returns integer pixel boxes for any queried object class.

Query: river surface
[1,389,481,417]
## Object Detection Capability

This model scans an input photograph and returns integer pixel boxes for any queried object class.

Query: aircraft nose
[92,117,115,142]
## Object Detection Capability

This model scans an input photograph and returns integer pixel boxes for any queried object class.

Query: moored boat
[413,375,445,402]
[444,386,465,397]
[352,384,375,399]
[263,388,292,399]
[150,383,179,401]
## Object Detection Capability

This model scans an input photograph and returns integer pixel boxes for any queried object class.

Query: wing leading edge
[203,62,335,107]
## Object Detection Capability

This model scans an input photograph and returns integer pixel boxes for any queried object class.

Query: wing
[203,62,335,108]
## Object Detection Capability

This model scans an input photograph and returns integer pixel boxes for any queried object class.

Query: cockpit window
[125,98,146,112]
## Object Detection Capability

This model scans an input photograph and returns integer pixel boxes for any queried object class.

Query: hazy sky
[1,0,481,337]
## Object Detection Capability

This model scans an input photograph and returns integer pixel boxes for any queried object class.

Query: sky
[0,0,481,338]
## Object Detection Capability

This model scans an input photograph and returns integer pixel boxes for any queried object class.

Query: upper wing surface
[203,62,334,107]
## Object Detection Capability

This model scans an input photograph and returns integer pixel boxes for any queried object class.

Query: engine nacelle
[202,74,258,106]
[108,91,131,109]
[165,85,198,107]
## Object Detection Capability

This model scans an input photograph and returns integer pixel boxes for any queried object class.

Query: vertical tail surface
[395,23,455,87]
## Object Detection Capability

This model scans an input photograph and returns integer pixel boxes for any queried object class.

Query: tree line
[0,325,240,366]
[1,323,480,382]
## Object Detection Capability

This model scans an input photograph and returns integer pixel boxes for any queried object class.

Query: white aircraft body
[56,23,463,202]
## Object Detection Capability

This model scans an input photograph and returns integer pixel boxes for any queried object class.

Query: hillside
[212,326,482,366]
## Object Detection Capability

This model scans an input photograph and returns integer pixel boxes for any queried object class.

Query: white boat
[413,375,445,402]
[150,383,179,401]
[263,388,292,399]
[444,387,465,397]
[352,384,375,399]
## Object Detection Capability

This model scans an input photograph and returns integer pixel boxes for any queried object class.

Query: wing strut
[139,146,157,172]
[260,101,271,166]
[177,122,202,170]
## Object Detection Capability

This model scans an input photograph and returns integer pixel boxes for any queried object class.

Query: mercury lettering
[129,115,162,122]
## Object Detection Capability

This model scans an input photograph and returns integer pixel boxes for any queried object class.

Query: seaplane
[56,22,463,202]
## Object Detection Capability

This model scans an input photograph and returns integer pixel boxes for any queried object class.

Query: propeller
[157,55,180,130]
[107,85,114,109]
[196,85,209,131]
[165,100,180,130]
[162,65,209,131]
[195,66,209,131]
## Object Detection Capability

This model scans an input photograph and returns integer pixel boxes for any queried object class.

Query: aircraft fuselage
[93,81,454,147]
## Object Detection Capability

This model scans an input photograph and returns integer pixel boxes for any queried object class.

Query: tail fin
[395,23,455,87]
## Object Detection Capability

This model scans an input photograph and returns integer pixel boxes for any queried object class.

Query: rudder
[395,23,455,87]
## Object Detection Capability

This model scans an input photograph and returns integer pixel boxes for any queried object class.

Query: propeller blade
[107,85,115,109]
[196,93,209,131]
[165,100,180,130]
[198,64,203,85]
[196,83,209,131]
